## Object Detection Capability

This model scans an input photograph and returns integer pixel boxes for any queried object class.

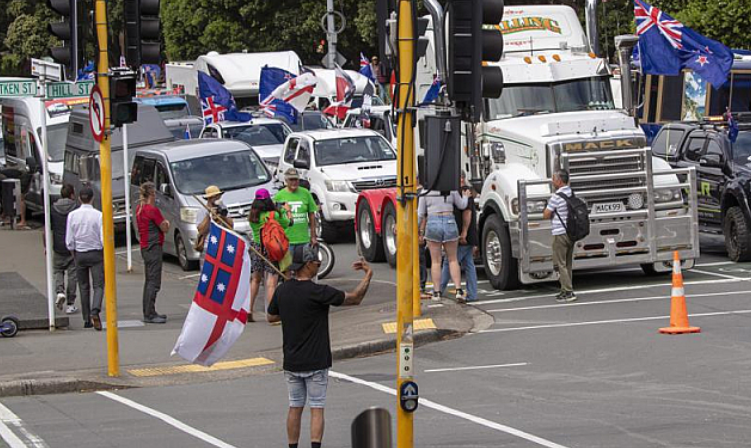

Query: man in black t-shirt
[267,244,373,448]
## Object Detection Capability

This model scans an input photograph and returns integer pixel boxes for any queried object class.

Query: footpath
[0,228,492,397]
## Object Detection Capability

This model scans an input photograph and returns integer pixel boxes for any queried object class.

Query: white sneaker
[65,305,79,315]
[56,293,66,310]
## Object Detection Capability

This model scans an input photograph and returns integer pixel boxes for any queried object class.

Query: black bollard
[351,407,392,448]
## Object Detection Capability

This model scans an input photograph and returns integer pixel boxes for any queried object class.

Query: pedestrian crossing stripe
[381,318,437,334]
[127,357,275,377]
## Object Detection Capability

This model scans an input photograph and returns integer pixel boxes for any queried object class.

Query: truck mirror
[293,159,309,170]
[25,157,40,174]
[159,183,172,197]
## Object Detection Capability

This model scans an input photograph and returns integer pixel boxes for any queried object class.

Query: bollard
[1,178,21,229]
[351,407,392,448]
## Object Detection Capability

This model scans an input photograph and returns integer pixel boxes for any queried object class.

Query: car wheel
[357,200,385,262]
[317,211,340,243]
[724,206,751,262]
[176,233,199,271]
[382,201,397,268]
[0,316,19,337]
[317,241,335,279]
[482,214,520,290]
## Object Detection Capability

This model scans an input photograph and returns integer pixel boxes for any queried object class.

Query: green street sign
[46,81,95,99]
[0,81,38,97]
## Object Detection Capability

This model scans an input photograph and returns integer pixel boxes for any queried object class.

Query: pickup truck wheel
[382,201,397,268]
[357,200,385,262]
[176,233,199,271]
[724,206,751,262]
[318,214,340,243]
[482,214,519,290]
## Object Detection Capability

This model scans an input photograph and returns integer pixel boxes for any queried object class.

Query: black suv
[652,117,751,260]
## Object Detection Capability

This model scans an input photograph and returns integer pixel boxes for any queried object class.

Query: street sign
[47,81,95,99]
[31,58,64,82]
[321,51,347,69]
[0,81,38,97]
[89,85,105,143]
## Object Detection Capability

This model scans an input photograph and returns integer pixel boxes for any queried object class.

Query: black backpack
[554,191,590,242]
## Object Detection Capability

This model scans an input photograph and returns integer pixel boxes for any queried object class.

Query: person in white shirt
[543,170,577,303]
[66,186,105,330]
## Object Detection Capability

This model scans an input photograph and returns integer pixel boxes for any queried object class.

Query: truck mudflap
[512,148,700,284]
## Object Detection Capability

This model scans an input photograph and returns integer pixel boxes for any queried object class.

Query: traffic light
[448,0,504,121]
[47,0,79,78]
[124,0,162,67]
[110,70,138,127]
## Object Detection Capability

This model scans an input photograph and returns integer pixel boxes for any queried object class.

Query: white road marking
[425,362,529,373]
[0,401,48,448]
[695,261,735,267]
[115,248,140,255]
[473,277,748,306]
[690,268,743,280]
[478,309,751,333]
[97,391,237,448]
[179,273,201,280]
[486,290,751,313]
[330,371,570,448]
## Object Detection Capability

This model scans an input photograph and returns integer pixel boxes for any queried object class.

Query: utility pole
[326,0,338,69]
[95,0,120,377]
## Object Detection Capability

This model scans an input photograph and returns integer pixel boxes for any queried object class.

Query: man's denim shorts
[284,369,329,408]
[425,215,459,243]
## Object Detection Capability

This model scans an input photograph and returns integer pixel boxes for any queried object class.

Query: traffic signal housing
[110,71,138,127]
[47,0,79,78]
[124,0,162,67]
[448,0,504,121]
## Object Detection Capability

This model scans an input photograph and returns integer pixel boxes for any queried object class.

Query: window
[298,140,311,165]
[2,107,16,158]
[314,136,396,166]
[223,123,289,146]
[131,157,156,186]
[651,128,684,158]
[37,124,67,162]
[155,163,170,193]
[705,139,724,158]
[170,150,269,195]
[732,131,751,165]
[284,138,299,164]
[201,127,218,139]
[684,137,706,162]
[64,151,79,175]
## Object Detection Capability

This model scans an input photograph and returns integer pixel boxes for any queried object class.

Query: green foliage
[1,0,55,76]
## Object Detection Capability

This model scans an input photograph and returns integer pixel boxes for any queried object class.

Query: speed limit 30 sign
[89,85,105,142]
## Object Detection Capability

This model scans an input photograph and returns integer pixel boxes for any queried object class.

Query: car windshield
[284,113,332,132]
[170,150,269,195]
[37,124,67,162]
[486,76,615,119]
[155,103,190,120]
[732,131,751,164]
[223,123,289,146]
[314,136,395,166]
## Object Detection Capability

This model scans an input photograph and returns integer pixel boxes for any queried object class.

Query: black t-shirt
[268,279,346,372]
[454,201,478,247]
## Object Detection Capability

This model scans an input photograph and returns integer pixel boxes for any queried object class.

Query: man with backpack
[543,169,587,303]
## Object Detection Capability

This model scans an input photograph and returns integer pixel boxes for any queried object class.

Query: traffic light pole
[95,0,120,377]
[395,0,417,446]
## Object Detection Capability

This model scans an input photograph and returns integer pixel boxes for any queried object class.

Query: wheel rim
[485,230,503,276]
[359,210,373,249]
[318,245,330,272]
[316,210,323,238]
[384,213,397,256]
[177,237,187,268]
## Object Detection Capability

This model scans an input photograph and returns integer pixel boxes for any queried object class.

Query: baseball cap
[255,188,271,200]
[289,244,320,272]
[203,185,223,199]
[284,167,300,180]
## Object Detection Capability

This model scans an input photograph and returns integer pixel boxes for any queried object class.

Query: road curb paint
[382,318,436,334]
[127,357,274,377]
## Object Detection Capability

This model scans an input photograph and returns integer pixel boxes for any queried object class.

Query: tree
[1,0,55,76]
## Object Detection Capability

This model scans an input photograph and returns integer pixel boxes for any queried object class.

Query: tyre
[481,214,520,290]
[724,206,751,262]
[641,263,669,276]
[317,241,335,279]
[1,316,19,337]
[176,233,199,271]
[317,211,340,243]
[382,201,398,268]
[357,200,385,262]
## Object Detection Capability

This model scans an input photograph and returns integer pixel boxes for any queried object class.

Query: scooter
[1,315,20,338]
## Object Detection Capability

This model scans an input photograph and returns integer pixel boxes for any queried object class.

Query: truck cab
[198,118,292,172]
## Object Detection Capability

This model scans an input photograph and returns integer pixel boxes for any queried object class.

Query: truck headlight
[511,198,547,215]
[325,180,354,193]
[483,142,506,163]
[653,188,682,203]
[180,207,199,223]
[627,193,644,210]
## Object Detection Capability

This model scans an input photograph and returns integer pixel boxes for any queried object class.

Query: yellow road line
[128,357,275,377]
[382,318,437,334]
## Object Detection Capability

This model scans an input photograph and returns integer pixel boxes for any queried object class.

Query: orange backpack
[261,212,289,262]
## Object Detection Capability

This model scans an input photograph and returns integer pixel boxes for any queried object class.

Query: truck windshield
[155,103,189,120]
[486,77,615,119]
[37,124,67,162]
[732,131,751,164]
[170,150,269,195]
[314,136,395,166]
[223,123,289,146]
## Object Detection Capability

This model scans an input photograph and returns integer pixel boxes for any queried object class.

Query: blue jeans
[440,245,478,301]
[285,369,329,408]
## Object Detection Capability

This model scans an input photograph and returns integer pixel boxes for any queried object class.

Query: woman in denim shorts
[418,189,469,300]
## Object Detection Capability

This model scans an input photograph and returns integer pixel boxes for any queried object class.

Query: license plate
[593,202,625,214]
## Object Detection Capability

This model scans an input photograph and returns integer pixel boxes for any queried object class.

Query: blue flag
[634,0,733,88]
[259,66,298,124]
[197,71,251,125]
[359,53,375,82]
[419,76,443,106]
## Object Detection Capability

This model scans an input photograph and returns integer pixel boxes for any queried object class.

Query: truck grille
[227,203,252,219]
[352,177,397,192]
[564,151,647,207]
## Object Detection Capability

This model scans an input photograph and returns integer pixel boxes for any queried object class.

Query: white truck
[418,4,700,289]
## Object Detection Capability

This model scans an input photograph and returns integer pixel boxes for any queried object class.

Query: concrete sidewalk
[0,228,492,396]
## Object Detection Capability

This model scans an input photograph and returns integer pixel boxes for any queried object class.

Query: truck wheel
[724,206,751,262]
[357,200,385,262]
[640,263,669,276]
[176,233,199,271]
[482,214,519,290]
[382,201,397,268]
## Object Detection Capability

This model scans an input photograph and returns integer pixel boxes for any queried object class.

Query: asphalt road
[3,234,751,447]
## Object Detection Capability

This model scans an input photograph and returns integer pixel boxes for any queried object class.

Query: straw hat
[203,185,223,199]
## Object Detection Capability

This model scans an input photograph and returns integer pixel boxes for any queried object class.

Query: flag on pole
[323,65,357,120]
[634,0,733,87]
[419,75,443,106]
[198,71,252,125]
[260,66,299,124]
[359,53,375,82]
[184,124,192,140]
[261,72,317,114]
[172,222,252,366]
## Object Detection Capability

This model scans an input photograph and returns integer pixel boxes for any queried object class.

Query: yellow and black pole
[95,0,120,377]
[395,0,417,446]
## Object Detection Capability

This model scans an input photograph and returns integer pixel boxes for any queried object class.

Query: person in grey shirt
[543,169,577,303]
[418,189,470,301]
[66,186,105,330]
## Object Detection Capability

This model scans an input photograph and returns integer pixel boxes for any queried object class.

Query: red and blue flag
[198,71,252,125]
[359,53,375,82]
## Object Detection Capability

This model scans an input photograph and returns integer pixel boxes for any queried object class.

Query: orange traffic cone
[659,251,700,334]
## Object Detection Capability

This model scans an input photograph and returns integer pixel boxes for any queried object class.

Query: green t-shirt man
[274,186,318,245]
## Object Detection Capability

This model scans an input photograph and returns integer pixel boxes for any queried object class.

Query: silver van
[129,139,274,270]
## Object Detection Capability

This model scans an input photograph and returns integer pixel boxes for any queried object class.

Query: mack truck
[355,3,701,290]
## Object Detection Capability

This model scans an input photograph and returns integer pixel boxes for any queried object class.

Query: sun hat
[203,185,223,199]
